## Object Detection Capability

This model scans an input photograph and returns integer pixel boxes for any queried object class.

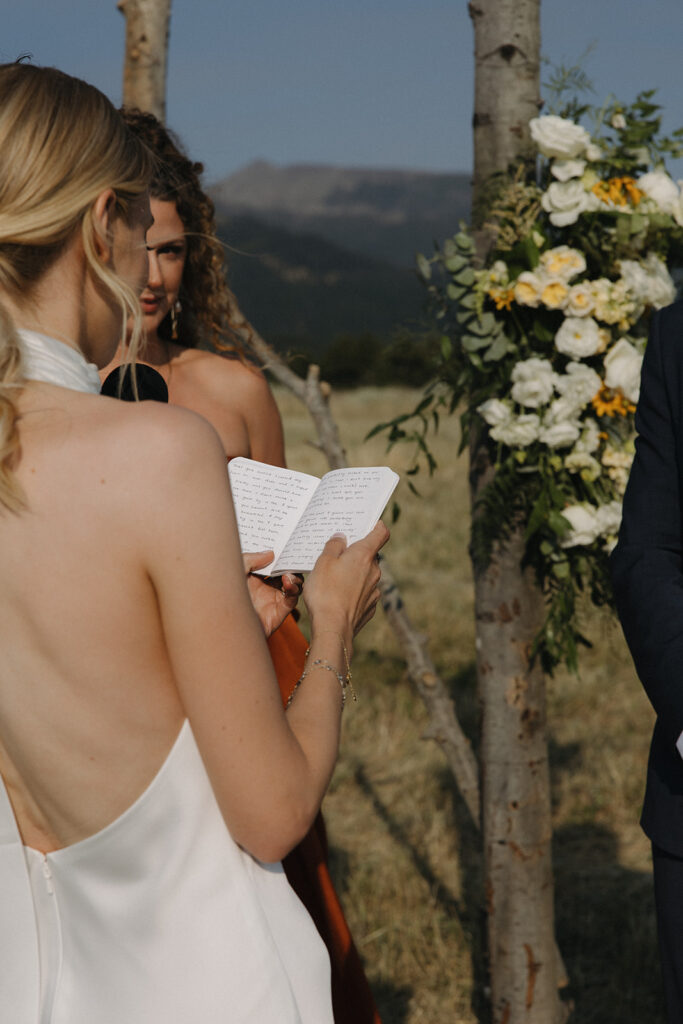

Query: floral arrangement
[389,92,683,671]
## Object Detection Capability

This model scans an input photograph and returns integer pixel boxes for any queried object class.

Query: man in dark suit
[612,299,683,1022]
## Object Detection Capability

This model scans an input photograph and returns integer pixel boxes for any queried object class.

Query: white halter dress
[0,331,333,1024]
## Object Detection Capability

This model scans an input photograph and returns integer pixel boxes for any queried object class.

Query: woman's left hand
[243,551,303,637]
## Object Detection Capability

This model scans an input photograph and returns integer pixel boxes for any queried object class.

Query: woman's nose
[147,250,163,289]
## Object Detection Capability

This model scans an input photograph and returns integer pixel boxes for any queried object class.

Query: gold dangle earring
[171,300,182,341]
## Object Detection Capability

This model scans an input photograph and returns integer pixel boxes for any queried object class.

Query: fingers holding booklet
[227,457,399,576]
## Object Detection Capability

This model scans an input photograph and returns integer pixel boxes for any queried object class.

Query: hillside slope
[211,160,470,268]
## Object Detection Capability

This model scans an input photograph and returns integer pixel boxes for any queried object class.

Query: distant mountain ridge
[215,213,425,353]
[211,160,471,268]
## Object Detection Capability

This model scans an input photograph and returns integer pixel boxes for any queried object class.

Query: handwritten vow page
[228,458,399,574]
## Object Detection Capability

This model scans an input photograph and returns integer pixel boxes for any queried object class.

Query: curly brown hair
[121,108,244,355]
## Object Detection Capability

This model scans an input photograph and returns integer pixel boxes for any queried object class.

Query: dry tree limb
[232,305,481,829]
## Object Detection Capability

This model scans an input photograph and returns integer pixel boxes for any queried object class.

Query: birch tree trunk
[117,0,172,121]
[468,2,567,1021]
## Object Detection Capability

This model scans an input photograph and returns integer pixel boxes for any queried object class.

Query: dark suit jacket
[611,300,683,856]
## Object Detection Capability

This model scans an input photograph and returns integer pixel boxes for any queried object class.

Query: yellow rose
[541,279,569,310]
[513,271,542,307]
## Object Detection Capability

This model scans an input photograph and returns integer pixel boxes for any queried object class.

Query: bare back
[0,383,191,852]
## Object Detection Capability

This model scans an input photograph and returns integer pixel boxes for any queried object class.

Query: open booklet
[228,457,399,575]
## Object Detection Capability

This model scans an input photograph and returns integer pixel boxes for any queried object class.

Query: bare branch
[232,302,481,829]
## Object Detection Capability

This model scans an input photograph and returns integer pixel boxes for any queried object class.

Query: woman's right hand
[302,522,389,650]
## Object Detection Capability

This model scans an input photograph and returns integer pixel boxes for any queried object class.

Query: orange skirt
[268,616,381,1024]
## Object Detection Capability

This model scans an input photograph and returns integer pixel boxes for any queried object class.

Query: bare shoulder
[87,395,226,498]
[101,390,218,447]
[173,348,272,407]
[166,348,284,463]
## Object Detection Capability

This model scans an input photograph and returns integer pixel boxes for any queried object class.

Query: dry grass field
[274,384,664,1024]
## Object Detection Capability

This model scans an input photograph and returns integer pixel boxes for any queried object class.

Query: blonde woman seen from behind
[0,63,387,1024]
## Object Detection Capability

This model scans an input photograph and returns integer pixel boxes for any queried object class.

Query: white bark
[469,0,541,221]
[118,0,172,121]
[469,2,567,1020]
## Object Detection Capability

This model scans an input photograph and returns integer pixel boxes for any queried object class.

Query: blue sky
[3,0,683,184]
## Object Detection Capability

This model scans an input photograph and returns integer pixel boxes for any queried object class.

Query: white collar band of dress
[17,329,101,395]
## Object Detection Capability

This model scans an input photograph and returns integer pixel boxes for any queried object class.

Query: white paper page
[272,466,399,573]
[227,458,320,571]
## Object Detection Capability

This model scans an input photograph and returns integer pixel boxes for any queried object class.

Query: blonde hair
[0,63,153,511]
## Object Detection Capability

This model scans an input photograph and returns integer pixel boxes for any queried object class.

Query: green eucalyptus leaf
[455,231,474,252]
[453,267,476,288]
[483,334,510,361]
[444,255,469,273]
[416,253,432,280]
[462,333,492,352]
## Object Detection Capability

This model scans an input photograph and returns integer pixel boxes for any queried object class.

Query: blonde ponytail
[0,63,152,512]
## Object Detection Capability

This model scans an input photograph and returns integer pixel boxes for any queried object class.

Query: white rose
[513,270,543,308]
[611,113,626,130]
[540,246,586,281]
[620,254,676,310]
[638,169,680,212]
[559,504,601,547]
[642,253,677,308]
[545,396,582,425]
[490,414,540,448]
[541,180,592,227]
[596,500,623,536]
[618,260,650,304]
[555,317,604,358]
[510,358,556,408]
[574,420,601,454]
[551,159,586,182]
[539,419,581,449]
[529,115,591,159]
[555,362,602,410]
[566,282,595,317]
[603,338,643,403]
[477,398,512,427]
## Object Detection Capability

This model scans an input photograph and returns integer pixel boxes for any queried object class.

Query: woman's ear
[91,189,117,263]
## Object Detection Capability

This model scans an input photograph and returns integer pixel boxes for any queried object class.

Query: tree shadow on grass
[348,760,474,1024]
[325,843,413,1023]
[346,660,491,1022]
[441,663,665,1023]
[553,821,664,1024]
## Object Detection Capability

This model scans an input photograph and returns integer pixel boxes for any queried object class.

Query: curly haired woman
[101,108,382,1024]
